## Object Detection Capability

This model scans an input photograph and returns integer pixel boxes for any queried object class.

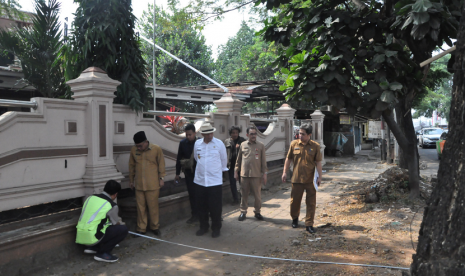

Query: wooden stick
[420,46,456,67]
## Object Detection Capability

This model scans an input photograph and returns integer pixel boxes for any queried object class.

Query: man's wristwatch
[159,177,164,180]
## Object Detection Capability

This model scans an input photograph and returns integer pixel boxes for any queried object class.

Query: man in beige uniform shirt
[129,131,166,236]
[235,126,267,221]
[282,123,323,234]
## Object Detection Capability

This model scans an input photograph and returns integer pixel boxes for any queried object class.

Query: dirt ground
[257,179,427,276]
[33,155,432,276]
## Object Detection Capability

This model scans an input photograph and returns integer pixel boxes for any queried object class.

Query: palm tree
[0,0,68,98]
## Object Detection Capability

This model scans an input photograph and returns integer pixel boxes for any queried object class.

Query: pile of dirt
[363,167,433,203]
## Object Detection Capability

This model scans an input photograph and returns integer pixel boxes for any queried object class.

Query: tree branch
[195,0,257,21]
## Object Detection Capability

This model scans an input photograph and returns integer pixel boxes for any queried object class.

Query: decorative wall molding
[0,146,88,168]
[113,144,177,161]
[264,137,286,151]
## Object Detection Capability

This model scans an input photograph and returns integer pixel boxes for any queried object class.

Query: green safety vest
[76,195,112,245]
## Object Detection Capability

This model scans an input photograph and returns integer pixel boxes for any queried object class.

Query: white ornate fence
[0,67,296,212]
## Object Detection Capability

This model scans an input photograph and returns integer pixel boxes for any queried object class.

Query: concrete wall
[0,68,296,213]
[0,98,88,212]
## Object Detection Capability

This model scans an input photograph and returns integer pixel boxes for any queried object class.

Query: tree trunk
[408,7,465,275]
[395,104,409,169]
[383,109,420,198]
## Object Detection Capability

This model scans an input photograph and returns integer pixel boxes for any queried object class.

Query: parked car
[418,128,444,148]
[436,131,448,160]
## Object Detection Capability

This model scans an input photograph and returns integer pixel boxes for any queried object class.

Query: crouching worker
[76,180,128,263]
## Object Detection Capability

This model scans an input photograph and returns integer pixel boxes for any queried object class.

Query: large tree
[139,2,214,87]
[215,21,256,83]
[67,0,149,111]
[260,0,461,197]
[408,6,465,275]
[0,0,68,98]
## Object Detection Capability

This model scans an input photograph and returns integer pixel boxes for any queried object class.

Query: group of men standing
[75,121,322,262]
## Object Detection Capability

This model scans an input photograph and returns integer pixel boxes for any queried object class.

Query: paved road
[418,146,440,178]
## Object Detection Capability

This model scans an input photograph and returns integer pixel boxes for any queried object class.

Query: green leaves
[315,63,328,72]
[411,0,432,13]
[412,12,430,25]
[373,54,386,63]
[385,50,398,57]
[380,91,396,104]
[69,0,150,111]
[289,51,307,63]
[389,82,403,91]
[260,0,457,122]
[0,0,68,98]
[286,77,294,87]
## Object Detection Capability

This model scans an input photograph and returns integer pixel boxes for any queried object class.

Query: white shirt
[193,137,228,187]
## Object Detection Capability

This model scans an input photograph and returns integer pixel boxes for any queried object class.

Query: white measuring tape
[128,231,409,271]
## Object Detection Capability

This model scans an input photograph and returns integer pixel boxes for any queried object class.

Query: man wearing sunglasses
[282,123,323,233]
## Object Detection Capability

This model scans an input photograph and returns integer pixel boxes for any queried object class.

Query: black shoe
[186,216,198,224]
[292,218,298,228]
[306,226,316,234]
[238,213,246,221]
[94,252,118,263]
[132,231,146,238]
[254,213,264,220]
[152,229,161,236]
[212,231,220,238]
[196,229,208,236]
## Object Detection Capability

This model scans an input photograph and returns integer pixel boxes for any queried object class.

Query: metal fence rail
[0,99,38,110]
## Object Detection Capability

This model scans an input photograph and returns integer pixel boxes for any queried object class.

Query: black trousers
[184,170,197,216]
[194,183,223,232]
[228,167,239,201]
[93,225,128,254]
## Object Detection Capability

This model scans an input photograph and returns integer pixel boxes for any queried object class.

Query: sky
[17,0,251,59]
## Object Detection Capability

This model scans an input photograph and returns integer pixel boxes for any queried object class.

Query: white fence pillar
[68,67,124,195]
[275,104,296,154]
[310,110,326,165]
[214,92,245,134]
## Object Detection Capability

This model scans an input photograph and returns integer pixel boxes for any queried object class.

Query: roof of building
[180,80,285,102]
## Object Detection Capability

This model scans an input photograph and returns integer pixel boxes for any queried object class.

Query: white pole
[139,35,229,93]
[153,0,156,110]
[420,46,456,67]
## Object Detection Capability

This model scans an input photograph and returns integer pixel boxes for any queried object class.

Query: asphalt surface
[418,146,440,178]
[418,146,439,161]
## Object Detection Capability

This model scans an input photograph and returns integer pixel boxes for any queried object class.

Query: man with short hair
[224,126,246,205]
[282,123,323,234]
[175,123,198,224]
[76,180,128,263]
[129,131,166,236]
[193,122,228,238]
[235,126,268,221]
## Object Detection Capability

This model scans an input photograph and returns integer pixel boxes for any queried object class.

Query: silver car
[418,128,444,148]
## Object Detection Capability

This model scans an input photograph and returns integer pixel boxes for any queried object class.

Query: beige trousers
[135,189,160,232]
[240,177,262,214]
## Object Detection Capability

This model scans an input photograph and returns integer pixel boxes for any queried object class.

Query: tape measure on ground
[128,231,409,271]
